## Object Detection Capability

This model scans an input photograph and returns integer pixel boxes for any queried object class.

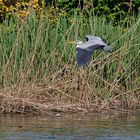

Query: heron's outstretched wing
[76,42,95,67]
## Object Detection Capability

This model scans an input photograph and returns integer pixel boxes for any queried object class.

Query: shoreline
[0,83,140,115]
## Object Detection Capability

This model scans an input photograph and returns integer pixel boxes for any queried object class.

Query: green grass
[0,10,140,112]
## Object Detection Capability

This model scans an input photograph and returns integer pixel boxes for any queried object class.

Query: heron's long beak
[67,41,76,44]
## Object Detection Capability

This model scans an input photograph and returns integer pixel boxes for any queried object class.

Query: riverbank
[0,77,139,114]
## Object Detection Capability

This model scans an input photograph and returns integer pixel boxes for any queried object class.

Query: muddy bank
[0,80,139,114]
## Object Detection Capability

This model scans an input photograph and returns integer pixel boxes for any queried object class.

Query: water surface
[0,112,140,140]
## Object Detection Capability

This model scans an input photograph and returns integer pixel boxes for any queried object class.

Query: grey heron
[69,35,112,67]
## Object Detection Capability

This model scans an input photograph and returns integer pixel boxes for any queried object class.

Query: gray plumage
[76,35,112,67]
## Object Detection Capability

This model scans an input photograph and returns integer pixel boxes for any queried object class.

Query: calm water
[0,113,140,140]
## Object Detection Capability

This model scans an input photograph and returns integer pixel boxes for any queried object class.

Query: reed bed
[0,10,140,114]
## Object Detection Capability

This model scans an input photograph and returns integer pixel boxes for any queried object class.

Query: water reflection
[0,113,140,140]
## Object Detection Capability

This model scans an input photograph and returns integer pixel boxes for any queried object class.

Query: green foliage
[48,0,140,25]
[93,0,130,25]
[1,0,140,24]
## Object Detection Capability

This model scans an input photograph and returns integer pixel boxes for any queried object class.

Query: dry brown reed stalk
[0,61,140,114]
[0,82,91,114]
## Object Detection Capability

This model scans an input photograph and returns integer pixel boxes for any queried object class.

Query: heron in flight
[69,35,112,67]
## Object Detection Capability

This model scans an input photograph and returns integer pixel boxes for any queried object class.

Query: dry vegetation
[0,9,140,114]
